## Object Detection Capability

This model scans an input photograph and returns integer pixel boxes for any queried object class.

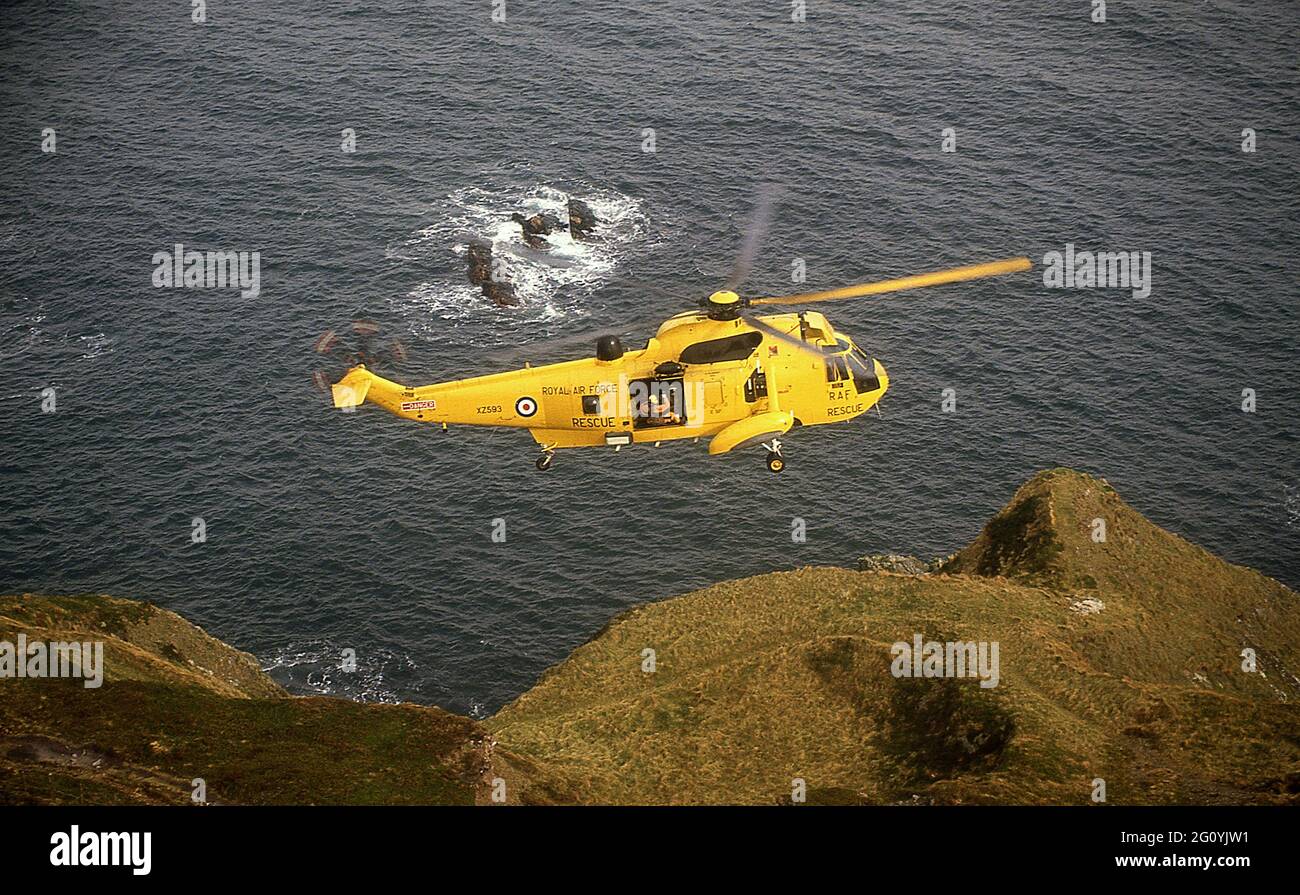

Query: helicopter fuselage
[331,310,888,462]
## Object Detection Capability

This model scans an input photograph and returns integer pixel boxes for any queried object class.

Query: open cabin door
[630,366,689,430]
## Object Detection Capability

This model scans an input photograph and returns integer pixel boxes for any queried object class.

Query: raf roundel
[515,396,538,418]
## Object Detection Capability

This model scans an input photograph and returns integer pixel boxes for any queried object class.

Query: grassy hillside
[0,595,575,805]
[4,469,1297,805]
[488,469,1300,805]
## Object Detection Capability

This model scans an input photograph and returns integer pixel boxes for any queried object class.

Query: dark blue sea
[2,1,1297,714]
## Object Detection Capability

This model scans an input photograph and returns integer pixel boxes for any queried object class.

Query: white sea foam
[261,640,416,705]
[395,183,650,342]
[78,332,112,359]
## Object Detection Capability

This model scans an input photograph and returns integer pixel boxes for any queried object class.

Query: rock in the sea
[482,280,518,307]
[511,211,562,249]
[466,239,495,287]
[856,553,929,575]
[465,239,519,306]
[567,198,597,237]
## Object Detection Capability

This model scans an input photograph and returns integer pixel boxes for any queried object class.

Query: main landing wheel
[766,453,785,474]
[535,453,555,471]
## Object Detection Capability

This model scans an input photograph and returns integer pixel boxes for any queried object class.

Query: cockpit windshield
[825,340,880,393]
[846,352,879,392]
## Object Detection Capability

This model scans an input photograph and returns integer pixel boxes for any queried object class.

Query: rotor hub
[705,290,743,320]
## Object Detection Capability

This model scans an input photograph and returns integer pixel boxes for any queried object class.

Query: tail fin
[331,366,373,409]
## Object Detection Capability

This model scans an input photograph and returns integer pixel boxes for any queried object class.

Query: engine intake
[595,335,624,362]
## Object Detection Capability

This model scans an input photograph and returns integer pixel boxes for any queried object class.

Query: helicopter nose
[874,359,889,394]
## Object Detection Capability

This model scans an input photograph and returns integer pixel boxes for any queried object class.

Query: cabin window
[744,369,768,403]
[679,332,762,365]
[825,355,850,383]
[581,395,602,415]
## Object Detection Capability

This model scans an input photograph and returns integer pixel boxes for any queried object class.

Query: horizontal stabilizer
[331,368,372,409]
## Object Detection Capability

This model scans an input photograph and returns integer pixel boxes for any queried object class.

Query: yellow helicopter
[321,256,1031,472]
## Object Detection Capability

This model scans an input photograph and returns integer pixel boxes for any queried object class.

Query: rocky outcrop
[856,553,929,575]
[465,239,518,307]
[489,470,1300,805]
[567,198,597,238]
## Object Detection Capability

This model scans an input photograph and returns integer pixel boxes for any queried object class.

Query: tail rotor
[311,319,408,401]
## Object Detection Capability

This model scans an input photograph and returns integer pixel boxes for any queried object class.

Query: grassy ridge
[488,469,1300,804]
[0,595,576,805]
[3,469,1297,805]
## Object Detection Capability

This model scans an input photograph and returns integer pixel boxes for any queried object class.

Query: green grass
[0,595,578,805]
[488,469,1300,805]
[4,469,1297,806]
[0,679,487,804]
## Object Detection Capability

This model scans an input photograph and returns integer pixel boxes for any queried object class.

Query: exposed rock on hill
[856,554,929,575]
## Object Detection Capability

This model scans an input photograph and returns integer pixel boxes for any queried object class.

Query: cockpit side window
[825,355,849,382]
[826,346,879,392]
[679,332,763,365]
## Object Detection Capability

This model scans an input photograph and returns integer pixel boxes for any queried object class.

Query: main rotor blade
[749,256,1032,306]
[726,184,783,291]
[744,313,834,358]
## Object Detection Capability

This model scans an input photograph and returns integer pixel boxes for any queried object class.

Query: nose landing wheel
[762,439,785,474]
